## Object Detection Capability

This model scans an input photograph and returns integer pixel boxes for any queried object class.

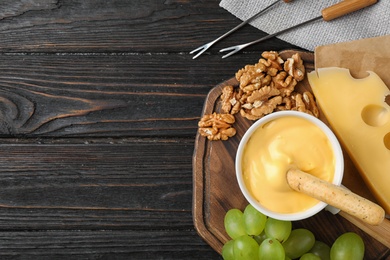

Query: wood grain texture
[0,0,380,258]
[0,0,298,53]
[0,53,288,137]
[0,54,202,136]
[0,0,263,258]
[193,50,390,258]
[0,138,224,258]
[0,230,219,259]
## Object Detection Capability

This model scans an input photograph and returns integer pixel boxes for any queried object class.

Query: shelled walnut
[221,51,319,120]
[198,113,236,141]
[235,51,283,90]
[197,51,320,141]
[220,85,242,115]
[284,53,305,82]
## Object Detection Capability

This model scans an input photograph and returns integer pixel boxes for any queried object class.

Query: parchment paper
[315,35,390,89]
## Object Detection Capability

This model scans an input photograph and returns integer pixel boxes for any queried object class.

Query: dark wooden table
[0,0,388,259]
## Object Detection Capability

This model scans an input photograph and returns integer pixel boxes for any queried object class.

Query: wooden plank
[0,230,220,259]
[0,208,194,230]
[0,139,195,228]
[0,0,297,53]
[0,138,220,258]
[0,53,287,137]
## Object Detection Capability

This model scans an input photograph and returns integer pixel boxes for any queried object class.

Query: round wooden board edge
[192,77,238,253]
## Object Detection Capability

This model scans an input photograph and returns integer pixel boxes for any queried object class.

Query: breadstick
[287,168,385,225]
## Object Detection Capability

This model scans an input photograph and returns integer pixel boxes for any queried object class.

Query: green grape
[233,235,260,260]
[283,228,315,259]
[309,240,330,260]
[253,230,268,245]
[243,204,267,236]
[258,238,285,260]
[222,240,235,260]
[224,209,246,239]
[264,217,292,243]
[330,232,364,260]
[299,253,321,260]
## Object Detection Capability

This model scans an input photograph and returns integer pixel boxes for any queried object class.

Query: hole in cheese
[361,104,389,127]
[384,132,390,150]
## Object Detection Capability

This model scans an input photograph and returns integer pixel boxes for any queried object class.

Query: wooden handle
[287,168,385,225]
[283,0,293,2]
[322,0,377,21]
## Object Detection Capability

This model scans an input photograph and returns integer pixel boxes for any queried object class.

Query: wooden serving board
[192,50,390,257]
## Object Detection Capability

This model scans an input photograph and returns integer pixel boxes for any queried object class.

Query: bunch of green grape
[222,204,365,260]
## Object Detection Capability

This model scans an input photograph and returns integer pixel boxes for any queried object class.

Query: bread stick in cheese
[287,168,385,225]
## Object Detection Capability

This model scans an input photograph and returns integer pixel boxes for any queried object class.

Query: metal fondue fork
[220,0,378,59]
[190,0,293,59]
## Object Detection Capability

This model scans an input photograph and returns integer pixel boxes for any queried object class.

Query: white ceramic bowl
[235,111,344,221]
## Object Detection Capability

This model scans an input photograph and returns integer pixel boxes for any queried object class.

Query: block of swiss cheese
[308,68,390,213]
[312,35,390,213]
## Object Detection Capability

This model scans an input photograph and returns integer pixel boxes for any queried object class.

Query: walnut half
[221,85,242,115]
[284,53,305,82]
[198,113,236,141]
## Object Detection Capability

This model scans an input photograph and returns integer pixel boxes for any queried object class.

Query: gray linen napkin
[219,0,389,51]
